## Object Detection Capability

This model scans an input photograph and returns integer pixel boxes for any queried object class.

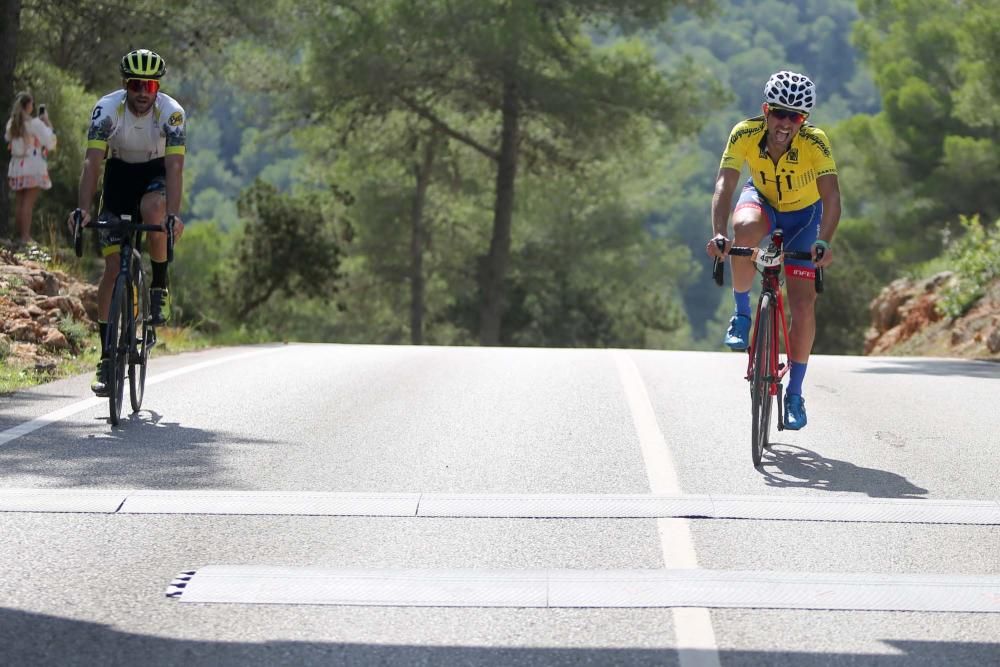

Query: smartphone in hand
[38,104,46,117]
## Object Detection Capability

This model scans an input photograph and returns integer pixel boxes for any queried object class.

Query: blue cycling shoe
[723,314,751,351]
[784,393,807,430]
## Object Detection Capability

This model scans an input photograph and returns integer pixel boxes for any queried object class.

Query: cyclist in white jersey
[66,49,186,396]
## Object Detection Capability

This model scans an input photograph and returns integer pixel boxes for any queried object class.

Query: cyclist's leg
[731,181,773,293]
[779,200,823,365]
[141,181,168,263]
[724,182,772,349]
[140,179,172,323]
[776,202,822,429]
[94,159,144,393]
[784,270,814,430]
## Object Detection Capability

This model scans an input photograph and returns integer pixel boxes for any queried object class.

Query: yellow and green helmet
[120,49,167,79]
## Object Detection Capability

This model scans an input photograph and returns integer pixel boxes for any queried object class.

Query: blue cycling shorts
[734,179,821,280]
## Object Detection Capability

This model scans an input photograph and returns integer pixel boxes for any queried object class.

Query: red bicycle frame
[745,269,792,395]
[711,229,825,458]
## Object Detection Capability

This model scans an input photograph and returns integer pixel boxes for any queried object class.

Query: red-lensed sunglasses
[768,107,807,123]
[126,79,160,95]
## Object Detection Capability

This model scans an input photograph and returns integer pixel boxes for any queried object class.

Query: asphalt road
[0,343,997,666]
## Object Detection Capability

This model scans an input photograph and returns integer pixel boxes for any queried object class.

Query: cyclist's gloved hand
[167,215,184,242]
[66,209,91,235]
[707,233,731,259]
[812,239,833,268]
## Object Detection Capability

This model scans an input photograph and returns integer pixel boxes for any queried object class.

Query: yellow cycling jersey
[720,116,837,212]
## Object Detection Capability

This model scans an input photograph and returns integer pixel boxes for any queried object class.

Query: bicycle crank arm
[776,383,784,431]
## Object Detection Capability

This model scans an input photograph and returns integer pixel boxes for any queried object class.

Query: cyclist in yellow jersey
[706,70,841,430]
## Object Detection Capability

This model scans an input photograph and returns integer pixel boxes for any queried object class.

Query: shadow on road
[0,606,996,666]
[758,444,929,498]
[853,358,1000,379]
[0,408,280,489]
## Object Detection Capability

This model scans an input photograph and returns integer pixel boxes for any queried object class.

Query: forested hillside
[3,0,998,356]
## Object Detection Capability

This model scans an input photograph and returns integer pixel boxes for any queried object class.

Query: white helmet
[764,70,816,113]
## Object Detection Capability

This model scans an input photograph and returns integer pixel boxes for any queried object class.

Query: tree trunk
[478,75,520,346]
[0,0,22,239]
[409,131,438,345]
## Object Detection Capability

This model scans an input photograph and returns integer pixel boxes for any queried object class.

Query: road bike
[73,211,175,425]
[712,230,825,467]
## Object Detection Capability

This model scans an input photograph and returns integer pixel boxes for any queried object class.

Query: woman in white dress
[5,92,57,245]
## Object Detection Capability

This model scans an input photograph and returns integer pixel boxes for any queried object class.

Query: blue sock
[733,290,751,318]
[788,361,807,396]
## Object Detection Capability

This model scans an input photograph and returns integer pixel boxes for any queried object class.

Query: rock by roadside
[0,243,98,373]
[864,271,1000,359]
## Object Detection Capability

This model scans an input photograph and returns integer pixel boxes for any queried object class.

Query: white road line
[3,489,997,524]
[0,397,103,447]
[0,347,281,447]
[168,566,1000,613]
[613,350,720,667]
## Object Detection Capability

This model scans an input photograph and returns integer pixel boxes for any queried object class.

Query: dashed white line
[613,350,721,667]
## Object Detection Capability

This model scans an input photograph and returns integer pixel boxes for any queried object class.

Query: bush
[936,215,1000,318]
[57,315,91,354]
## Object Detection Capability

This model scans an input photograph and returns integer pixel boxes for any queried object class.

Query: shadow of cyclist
[758,444,929,498]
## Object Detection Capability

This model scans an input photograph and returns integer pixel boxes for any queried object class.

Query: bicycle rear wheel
[750,292,774,467]
[106,278,130,426]
[129,258,150,412]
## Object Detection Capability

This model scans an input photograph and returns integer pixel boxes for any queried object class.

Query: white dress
[5,116,57,191]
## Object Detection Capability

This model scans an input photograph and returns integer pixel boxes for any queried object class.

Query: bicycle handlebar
[712,240,825,293]
[73,213,176,263]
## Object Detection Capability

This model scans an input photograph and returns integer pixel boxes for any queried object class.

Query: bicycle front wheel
[129,258,150,412]
[750,292,774,467]
[106,277,130,426]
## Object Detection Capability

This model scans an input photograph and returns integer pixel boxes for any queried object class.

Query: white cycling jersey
[86,90,186,163]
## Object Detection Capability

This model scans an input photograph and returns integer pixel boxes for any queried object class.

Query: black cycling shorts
[98,157,166,254]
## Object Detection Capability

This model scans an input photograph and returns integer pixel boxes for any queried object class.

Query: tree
[840,0,1000,264]
[224,180,349,320]
[0,0,22,237]
[304,0,717,345]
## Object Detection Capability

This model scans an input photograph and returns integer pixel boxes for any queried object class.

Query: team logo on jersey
[165,124,186,148]
[787,148,799,163]
[801,130,832,157]
[168,111,183,127]
[729,121,765,146]
[87,116,114,142]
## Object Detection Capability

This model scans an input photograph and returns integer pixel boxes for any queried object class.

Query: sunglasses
[126,79,160,95]
[768,107,807,123]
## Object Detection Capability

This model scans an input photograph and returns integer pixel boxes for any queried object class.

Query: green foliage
[843,0,1000,266]
[222,180,349,321]
[444,126,697,348]
[170,222,232,327]
[936,216,1000,318]
[811,236,883,355]
[56,315,90,354]
[17,0,993,355]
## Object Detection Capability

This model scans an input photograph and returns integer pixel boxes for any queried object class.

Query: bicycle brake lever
[73,209,84,257]
[166,215,176,263]
[712,238,727,286]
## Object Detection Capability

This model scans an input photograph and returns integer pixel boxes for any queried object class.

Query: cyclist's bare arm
[68,147,105,230]
[708,167,742,257]
[164,153,185,239]
[815,173,841,267]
